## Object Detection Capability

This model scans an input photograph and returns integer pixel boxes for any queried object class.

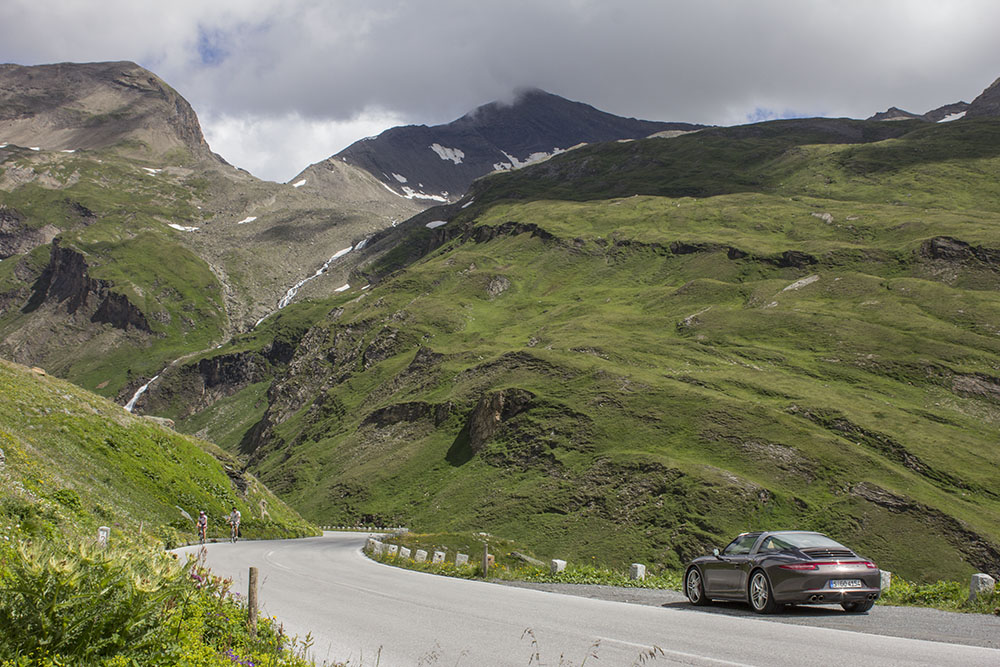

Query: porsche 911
[684,531,881,614]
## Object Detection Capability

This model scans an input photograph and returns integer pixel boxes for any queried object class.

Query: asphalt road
[177,533,1000,666]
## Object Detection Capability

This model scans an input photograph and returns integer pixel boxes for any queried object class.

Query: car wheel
[685,567,709,606]
[748,570,779,614]
[841,599,875,613]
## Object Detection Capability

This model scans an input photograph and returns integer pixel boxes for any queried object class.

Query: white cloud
[200,108,406,182]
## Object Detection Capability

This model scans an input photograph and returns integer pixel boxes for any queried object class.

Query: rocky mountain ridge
[867,74,1000,123]
[324,88,702,202]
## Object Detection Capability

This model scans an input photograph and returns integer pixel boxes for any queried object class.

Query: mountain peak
[335,89,702,202]
[0,60,216,161]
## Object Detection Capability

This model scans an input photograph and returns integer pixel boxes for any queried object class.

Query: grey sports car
[684,531,881,614]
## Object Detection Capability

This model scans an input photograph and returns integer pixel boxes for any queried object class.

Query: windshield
[763,533,846,551]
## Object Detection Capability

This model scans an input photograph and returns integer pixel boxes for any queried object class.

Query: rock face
[466,388,535,453]
[330,88,702,202]
[24,239,151,332]
[0,61,217,160]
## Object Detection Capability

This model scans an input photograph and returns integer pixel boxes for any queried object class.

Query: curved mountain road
[177,533,1000,666]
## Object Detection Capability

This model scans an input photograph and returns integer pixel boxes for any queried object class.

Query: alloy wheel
[750,572,770,611]
[686,569,704,604]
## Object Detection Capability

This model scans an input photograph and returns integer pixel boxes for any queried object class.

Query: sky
[2,1,999,183]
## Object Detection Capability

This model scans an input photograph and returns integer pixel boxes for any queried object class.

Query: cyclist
[196,510,208,545]
[228,506,242,543]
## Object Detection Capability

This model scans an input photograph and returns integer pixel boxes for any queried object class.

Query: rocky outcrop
[362,401,452,428]
[23,239,151,332]
[0,207,59,258]
[466,388,535,453]
[919,236,1000,266]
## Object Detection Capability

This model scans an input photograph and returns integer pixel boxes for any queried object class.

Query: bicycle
[198,523,207,546]
[229,522,239,544]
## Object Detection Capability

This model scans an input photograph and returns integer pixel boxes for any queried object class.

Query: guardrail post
[482,542,489,577]
[248,566,259,632]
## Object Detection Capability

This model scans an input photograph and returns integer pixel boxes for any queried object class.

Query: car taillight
[863,561,878,569]
[779,563,818,571]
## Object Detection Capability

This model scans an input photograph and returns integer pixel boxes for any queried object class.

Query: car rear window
[763,533,846,551]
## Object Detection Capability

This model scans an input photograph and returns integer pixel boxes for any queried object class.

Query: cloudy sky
[2,1,998,182]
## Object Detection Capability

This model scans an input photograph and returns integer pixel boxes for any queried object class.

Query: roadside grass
[0,527,324,666]
[368,533,1000,615]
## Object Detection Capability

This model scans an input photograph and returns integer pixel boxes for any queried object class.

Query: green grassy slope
[152,117,1000,582]
[0,357,316,546]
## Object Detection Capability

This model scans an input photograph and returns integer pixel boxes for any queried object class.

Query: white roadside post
[550,559,567,574]
[630,563,646,581]
[880,570,892,591]
[97,526,110,547]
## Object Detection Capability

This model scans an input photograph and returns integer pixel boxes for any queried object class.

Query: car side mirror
[713,548,721,559]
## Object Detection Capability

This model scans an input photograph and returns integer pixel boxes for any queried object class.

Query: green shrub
[881,577,1000,614]
[0,533,320,666]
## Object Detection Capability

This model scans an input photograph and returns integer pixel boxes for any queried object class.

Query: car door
[703,534,759,596]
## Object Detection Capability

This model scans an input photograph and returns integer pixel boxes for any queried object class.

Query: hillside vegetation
[130,117,1000,582]
[0,357,315,547]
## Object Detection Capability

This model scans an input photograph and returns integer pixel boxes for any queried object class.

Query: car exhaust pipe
[809,594,825,602]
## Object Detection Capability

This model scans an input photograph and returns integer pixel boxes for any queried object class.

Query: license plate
[830,579,863,589]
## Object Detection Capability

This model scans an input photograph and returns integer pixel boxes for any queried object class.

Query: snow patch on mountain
[168,223,199,232]
[237,216,257,225]
[402,186,448,202]
[430,143,464,164]
[392,172,408,183]
[495,147,565,172]
[292,179,307,188]
[425,220,447,229]
[938,111,967,122]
